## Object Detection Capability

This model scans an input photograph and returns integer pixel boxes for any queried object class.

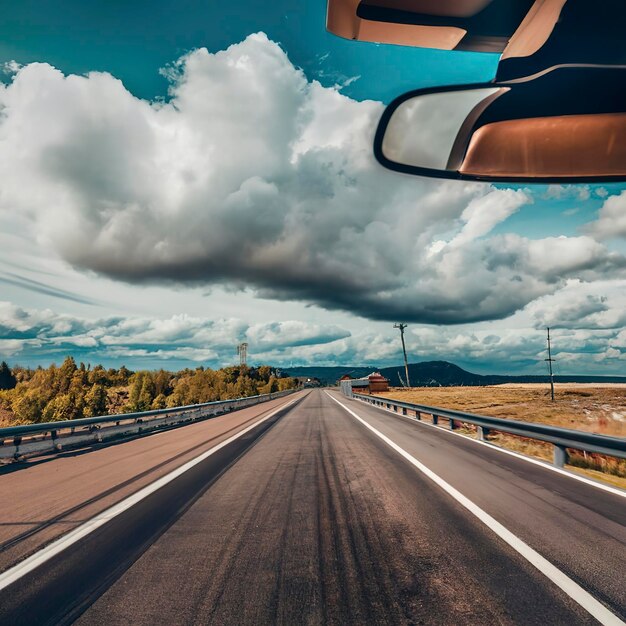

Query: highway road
[0,388,624,625]
[0,392,301,573]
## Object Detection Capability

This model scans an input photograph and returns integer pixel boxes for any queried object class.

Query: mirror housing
[374,67,626,183]
[327,0,541,53]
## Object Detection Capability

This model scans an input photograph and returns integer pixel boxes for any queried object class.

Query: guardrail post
[477,426,490,441]
[449,419,457,431]
[415,411,421,420]
[51,429,62,451]
[91,426,102,443]
[432,414,438,425]
[553,445,569,468]
[12,436,22,460]
[402,407,407,416]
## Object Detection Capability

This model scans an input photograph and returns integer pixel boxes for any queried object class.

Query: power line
[393,323,411,388]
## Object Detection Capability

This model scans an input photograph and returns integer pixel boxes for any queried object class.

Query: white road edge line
[0,393,302,593]
[326,392,625,626]
[353,395,626,499]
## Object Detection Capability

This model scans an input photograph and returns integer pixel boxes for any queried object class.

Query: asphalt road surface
[0,389,624,625]
[0,392,302,573]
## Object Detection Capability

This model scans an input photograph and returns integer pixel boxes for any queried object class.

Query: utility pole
[393,323,411,388]
[545,327,555,402]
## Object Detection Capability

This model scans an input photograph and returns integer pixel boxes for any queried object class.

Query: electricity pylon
[237,342,248,367]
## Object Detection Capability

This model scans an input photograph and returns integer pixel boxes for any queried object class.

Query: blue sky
[0,1,625,375]
[0,0,498,102]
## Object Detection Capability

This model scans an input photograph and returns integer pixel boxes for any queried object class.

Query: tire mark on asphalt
[0,401,291,559]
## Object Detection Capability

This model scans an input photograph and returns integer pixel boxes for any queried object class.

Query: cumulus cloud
[0,301,351,365]
[544,185,591,201]
[1,34,625,324]
[585,191,626,240]
[253,323,626,374]
[527,280,626,330]
[447,188,529,247]
[246,321,350,349]
[1,60,22,75]
[1,299,624,373]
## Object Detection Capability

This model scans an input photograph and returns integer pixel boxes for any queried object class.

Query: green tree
[0,358,298,425]
[88,365,108,386]
[11,391,46,423]
[257,365,272,382]
[116,366,132,386]
[0,362,16,390]
[126,372,156,412]
[84,384,108,417]
[151,393,167,410]
[127,372,144,412]
[57,357,77,393]
[154,369,172,396]
[235,374,256,398]
[138,375,156,411]
[259,376,279,395]
[42,393,82,422]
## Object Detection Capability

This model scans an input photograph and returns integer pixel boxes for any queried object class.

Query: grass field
[377,384,626,488]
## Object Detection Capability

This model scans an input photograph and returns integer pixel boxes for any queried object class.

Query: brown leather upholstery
[459,113,626,177]
[326,0,465,48]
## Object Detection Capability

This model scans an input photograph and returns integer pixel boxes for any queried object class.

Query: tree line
[0,359,297,425]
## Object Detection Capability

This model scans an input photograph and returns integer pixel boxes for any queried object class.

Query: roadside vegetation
[0,359,297,427]
[378,384,626,488]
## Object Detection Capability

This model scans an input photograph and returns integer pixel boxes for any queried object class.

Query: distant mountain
[380,361,485,387]
[284,361,626,386]
[280,366,377,383]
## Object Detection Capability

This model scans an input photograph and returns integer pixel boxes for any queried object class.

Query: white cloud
[0,299,624,374]
[527,280,626,330]
[544,185,591,201]
[1,60,22,75]
[246,321,350,349]
[447,188,529,247]
[0,339,31,356]
[585,190,626,240]
[0,34,624,326]
[524,236,625,280]
[611,330,626,350]
[0,301,354,366]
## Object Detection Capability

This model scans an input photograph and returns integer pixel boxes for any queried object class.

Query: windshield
[0,2,624,625]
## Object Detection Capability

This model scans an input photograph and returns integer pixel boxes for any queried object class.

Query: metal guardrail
[348,390,626,468]
[0,389,296,462]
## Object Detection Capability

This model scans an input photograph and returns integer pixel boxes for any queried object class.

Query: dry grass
[0,411,12,428]
[378,384,626,489]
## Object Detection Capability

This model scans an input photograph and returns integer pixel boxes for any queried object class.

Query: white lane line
[0,394,302,592]
[326,392,625,626]
[351,394,626,499]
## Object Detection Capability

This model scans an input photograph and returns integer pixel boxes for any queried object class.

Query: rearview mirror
[374,68,626,183]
